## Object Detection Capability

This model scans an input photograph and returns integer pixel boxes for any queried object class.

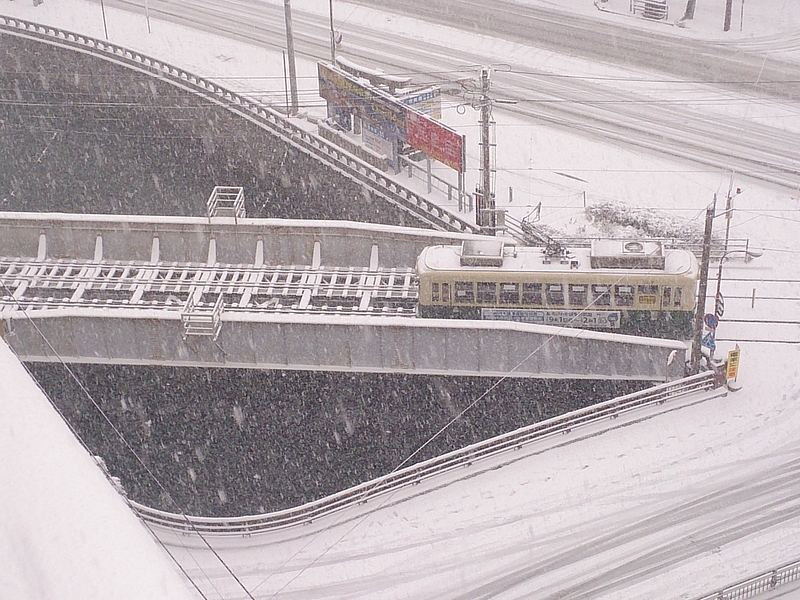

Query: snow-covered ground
[2,0,800,598]
[0,341,198,599]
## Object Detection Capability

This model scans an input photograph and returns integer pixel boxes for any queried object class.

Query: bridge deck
[0,212,686,381]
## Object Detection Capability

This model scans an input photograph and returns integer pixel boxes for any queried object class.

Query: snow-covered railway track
[0,258,419,316]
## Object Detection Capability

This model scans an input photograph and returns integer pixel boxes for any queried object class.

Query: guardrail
[0,16,482,237]
[694,558,800,600]
[630,0,668,21]
[131,371,721,535]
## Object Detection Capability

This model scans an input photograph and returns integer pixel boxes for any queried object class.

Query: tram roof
[418,241,698,278]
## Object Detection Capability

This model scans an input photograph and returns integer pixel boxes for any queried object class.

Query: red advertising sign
[405,110,465,173]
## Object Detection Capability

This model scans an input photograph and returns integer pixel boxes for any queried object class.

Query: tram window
[441,283,450,303]
[673,287,682,307]
[637,285,658,306]
[476,282,497,304]
[614,285,634,307]
[592,284,611,306]
[454,281,474,303]
[569,284,587,306]
[662,287,672,307]
[431,283,439,302]
[499,282,519,304]
[546,283,565,306]
[521,282,542,305]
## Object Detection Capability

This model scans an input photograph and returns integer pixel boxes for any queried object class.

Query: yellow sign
[726,348,741,380]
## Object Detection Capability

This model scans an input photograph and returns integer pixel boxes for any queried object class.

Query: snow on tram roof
[419,240,698,277]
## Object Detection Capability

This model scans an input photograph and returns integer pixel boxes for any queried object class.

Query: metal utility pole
[690,198,716,375]
[681,0,696,21]
[724,0,733,31]
[99,0,109,39]
[328,0,336,64]
[478,67,495,231]
[723,173,742,257]
[283,0,299,115]
[144,0,151,33]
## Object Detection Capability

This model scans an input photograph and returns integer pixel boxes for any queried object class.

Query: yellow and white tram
[416,239,698,338]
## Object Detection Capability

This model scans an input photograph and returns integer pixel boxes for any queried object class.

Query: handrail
[0,16,482,237]
[397,154,471,211]
[130,371,721,535]
[693,558,800,600]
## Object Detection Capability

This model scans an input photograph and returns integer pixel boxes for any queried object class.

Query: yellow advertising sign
[726,348,741,380]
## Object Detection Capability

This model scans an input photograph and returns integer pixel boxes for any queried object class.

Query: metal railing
[181,293,223,340]
[206,186,245,221]
[131,371,721,535]
[631,0,668,20]
[398,154,472,212]
[0,16,482,237]
[547,235,757,262]
[694,558,800,600]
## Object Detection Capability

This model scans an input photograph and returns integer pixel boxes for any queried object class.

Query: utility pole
[283,0,299,115]
[99,0,109,39]
[681,0,696,21]
[478,67,495,232]
[328,0,336,64]
[724,0,733,31]
[144,0,151,33]
[690,197,716,375]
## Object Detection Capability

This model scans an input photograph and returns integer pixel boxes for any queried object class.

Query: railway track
[0,258,419,316]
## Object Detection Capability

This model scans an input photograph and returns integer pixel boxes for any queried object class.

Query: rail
[0,258,420,315]
[131,371,721,535]
[0,16,482,237]
[694,558,800,600]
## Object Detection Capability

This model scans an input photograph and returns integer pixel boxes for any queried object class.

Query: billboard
[318,62,465,173]
[318,62,406,142]
[405,110,465,173]
[398,87,442,119]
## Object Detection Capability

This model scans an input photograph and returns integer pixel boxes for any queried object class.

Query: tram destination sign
[482,308,621,329]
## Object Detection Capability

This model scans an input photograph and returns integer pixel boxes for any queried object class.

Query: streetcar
[416,239,698,339]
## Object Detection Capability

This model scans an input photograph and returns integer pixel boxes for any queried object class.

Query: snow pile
[586,201,708,242]
[0,341,196,600]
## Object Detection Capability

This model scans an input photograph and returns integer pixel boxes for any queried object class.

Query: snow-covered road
[100,0,800,188]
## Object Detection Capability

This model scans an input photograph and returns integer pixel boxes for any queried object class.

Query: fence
[131,371,721,535]
[0,16,482,237]
[631,0,668,21]
[551,235,757,262]
[398,154,472,212]
[694,559,800,600]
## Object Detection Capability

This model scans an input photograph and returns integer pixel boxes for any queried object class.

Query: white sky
[2,0,800,598]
